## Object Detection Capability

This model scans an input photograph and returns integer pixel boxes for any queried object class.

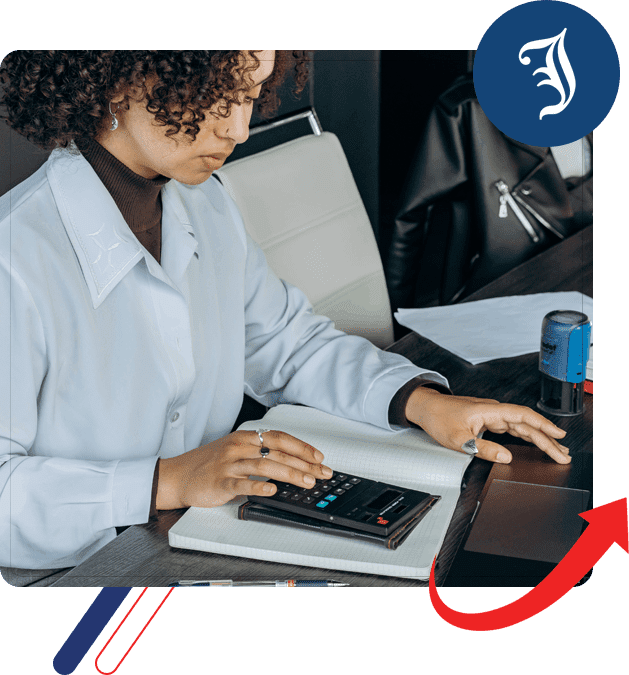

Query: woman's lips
[200,155,225,170]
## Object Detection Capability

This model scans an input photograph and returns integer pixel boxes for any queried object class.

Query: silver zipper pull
[499,195,508,218]
[494,180,540,243]
[512,191,565,240]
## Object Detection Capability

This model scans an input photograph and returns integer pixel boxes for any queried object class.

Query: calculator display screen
[367,489,401,511]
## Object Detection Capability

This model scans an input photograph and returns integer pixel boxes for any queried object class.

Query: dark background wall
[0,108,50,196]
[378,51,472,257]
[0,51,472,256]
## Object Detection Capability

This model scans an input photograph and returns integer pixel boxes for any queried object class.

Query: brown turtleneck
[76,137,169,264]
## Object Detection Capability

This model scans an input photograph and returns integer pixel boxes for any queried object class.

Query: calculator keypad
[251,470,434,537]
[267,471,362,510]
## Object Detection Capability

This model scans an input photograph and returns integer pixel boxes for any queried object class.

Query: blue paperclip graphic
[53,588,132,675]
[52,588,174,675]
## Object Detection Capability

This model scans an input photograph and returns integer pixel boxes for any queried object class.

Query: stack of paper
[395,292,593,365]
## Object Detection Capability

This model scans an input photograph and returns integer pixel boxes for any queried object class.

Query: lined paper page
[168,405,472,578]
[239,405,471,492]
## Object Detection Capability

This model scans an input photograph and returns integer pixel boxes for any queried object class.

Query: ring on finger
[461,438,479,455]
[256,428,271,458]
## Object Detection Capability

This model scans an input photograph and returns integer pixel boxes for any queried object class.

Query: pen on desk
[168,579,349,587]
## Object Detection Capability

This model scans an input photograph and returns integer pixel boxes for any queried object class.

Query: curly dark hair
[0,50,311,150]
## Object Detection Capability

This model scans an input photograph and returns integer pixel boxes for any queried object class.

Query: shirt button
[171,412,180,423]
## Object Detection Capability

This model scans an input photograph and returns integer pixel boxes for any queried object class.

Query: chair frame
[249,107,323,137]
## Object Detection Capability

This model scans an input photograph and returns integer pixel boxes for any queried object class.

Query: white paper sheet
[395,292,593,364]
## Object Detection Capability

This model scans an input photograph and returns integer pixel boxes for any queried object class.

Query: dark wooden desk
[54,225,592,587]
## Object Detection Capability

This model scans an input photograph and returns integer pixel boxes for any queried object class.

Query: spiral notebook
[168,405,472,579]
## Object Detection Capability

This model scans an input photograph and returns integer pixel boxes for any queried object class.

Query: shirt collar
[159,181,199,285]
[47,147,197,308]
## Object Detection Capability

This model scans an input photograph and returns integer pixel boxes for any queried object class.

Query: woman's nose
[221,103,251,145]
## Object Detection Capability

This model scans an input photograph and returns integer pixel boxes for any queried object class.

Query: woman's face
[97,51,275,184]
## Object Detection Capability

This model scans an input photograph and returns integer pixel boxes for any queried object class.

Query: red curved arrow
[430,498,628,631]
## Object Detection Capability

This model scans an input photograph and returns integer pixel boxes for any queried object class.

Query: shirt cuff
[388,377,453,427]
[149,460,160,519]
[111,457,159,527]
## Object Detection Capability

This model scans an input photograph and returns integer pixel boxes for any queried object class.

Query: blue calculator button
[316,500,329,508]
[325,495,337,501]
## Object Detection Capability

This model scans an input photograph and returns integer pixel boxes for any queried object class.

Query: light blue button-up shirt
[0,148,448,570]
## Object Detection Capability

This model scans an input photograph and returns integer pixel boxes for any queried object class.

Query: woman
[0,51,570,583]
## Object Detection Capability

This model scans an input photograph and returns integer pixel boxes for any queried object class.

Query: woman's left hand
[405,387,571,464]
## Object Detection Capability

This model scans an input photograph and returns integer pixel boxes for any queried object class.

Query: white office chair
[215,110,394,349]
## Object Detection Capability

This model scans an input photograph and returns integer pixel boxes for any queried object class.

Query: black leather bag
[385,75,592,313]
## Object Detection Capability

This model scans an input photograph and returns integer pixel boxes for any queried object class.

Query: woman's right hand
[156,430,332,510]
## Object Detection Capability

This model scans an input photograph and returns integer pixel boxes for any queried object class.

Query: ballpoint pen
[168,579,349,587]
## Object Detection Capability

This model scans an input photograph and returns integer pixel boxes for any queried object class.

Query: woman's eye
[234,92,258,106]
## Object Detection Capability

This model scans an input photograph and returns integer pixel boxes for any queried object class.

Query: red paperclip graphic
[95,587,174,674]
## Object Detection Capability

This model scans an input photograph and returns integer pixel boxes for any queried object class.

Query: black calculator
[249,471,440,536]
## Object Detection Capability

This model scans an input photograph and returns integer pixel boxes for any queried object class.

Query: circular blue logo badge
[473,1,620,146]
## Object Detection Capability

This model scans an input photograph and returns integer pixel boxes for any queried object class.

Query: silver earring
[109,102,119,131]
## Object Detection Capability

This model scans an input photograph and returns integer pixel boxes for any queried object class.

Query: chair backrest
[215,131,394,348]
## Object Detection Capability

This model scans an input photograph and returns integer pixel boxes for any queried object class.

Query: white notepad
[168,405,472,579]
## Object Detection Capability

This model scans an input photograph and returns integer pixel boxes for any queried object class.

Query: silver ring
[257,428,270,457]
[461,438,479,455]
